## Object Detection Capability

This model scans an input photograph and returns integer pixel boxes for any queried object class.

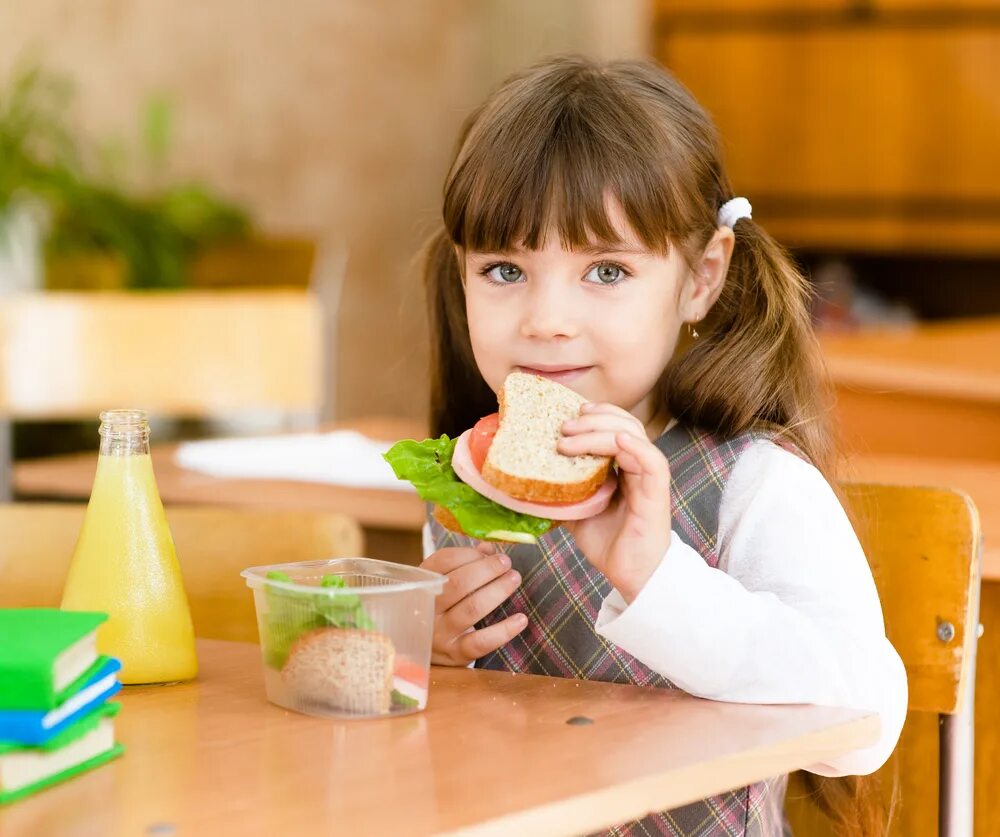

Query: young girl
[419,56,907,836]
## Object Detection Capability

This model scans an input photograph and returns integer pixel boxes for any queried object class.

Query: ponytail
[664,218,835,480]
[423,229,496,439]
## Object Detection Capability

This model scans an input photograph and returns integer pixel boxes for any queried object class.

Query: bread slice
[281,627,394,715]
[432,504,466,534]
[481,372,612,504]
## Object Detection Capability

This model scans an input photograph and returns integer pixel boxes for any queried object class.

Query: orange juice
[61,411,197,684]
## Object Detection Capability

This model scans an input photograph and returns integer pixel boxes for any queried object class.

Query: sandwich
[282,627,395,715]
[383,372,616,543]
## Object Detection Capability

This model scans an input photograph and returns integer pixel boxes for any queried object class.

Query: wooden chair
[786,484,982,836]
[0,503,362,642]
[0,290,325,500]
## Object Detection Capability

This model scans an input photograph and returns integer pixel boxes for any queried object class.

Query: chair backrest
[786,483,981,834]
[843,483,981,715]
[0,502,363,642]
[0,290,323,419]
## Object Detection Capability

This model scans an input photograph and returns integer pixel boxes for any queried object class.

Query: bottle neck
[98,410,151,457]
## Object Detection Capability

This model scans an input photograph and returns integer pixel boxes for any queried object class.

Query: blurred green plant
[0,62,250,289]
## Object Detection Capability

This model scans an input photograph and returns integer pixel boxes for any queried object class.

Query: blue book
[0,657,122,746]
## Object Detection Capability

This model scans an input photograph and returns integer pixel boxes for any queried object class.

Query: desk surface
[820,316,1000,401]
[15,417,999,580]
[0,640,878,837]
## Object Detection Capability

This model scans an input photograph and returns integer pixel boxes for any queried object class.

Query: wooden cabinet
[654,2,1000,255]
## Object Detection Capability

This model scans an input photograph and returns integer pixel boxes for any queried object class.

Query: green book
[0,609,108,710]
[0,702,124,805]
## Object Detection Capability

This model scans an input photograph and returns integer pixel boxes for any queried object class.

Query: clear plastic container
[241,558,446,719]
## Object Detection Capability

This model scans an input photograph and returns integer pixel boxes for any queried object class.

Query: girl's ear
[681,227,734,323]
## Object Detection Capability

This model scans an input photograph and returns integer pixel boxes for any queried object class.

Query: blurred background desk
[820,316,1000,574]
[14,416,427,567]
[822,317,1000,461]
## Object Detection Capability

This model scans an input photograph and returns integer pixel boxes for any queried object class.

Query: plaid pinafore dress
[428,424,791,837]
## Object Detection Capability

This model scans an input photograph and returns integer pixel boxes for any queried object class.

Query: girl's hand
[422,542,527,666]
[558,403,672,603]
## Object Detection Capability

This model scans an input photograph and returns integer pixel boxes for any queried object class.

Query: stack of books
[0,609,124,805]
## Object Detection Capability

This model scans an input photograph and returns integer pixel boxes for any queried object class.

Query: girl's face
[462,204,729,428]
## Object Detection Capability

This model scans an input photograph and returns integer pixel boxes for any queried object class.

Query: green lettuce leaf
[262,570,378,668]
[391,689,420,709]
[382,436,551,542]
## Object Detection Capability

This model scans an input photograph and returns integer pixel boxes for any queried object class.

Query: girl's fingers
[579,402,639,420]
[423,545,494,575]
[613,447,642,474]
[455,612,529,662]
[562,411,644,439]
[616,432,671,515]
[435,551,513,612]
[558,427,669,509]
[441,565,523,635]
[558,429,641,457]
[557,431,618,457]
[617,431,669,479]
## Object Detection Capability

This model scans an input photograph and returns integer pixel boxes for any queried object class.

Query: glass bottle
[61,410,198,684]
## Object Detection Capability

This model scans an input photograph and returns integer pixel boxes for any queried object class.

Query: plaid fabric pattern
[429,423,791,836]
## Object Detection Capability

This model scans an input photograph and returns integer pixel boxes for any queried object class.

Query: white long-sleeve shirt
[422,438,908,778]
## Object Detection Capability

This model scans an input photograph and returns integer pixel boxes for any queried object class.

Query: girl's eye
[483,263,524,284]
[584,262,629,286]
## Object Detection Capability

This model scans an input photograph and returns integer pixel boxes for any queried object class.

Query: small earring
[688,322,699,339]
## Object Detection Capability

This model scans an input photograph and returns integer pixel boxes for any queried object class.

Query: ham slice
[451,430,616,520]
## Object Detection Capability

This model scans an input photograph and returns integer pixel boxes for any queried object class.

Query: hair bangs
[445,72,697,258]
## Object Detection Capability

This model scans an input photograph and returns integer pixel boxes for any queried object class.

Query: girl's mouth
[516,365,593,384]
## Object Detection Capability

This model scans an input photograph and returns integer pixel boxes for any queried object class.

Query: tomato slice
[468,412,499,471]
[394,655,429,688]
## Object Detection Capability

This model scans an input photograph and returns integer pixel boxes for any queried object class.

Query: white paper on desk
[173,431,416,491]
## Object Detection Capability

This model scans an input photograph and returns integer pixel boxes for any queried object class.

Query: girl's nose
[519,283,580,341]
[519,305,580,341]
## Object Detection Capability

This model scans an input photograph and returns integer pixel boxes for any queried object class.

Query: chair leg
[939,627,979,835]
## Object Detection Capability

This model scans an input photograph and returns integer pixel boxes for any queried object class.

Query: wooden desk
[0,640,878,837]
[821,317,1000,460]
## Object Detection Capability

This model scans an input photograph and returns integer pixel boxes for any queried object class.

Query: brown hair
[423,55,894,834]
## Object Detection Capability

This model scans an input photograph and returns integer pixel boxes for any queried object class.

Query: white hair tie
[717,197,752,228]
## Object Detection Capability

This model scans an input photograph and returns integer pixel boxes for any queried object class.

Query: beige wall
[0,0,649,424]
